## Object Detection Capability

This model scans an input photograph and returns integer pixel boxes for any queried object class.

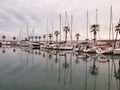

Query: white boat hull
[59,46,73,50]
[113,48,120,55]
[83,47,96,53]
[96,47,113,54]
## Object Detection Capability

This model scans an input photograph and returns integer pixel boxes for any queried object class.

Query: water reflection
[89,56,98,76]
[0,47,120,90]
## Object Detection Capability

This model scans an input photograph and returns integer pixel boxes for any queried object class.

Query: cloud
[0,0,120,40]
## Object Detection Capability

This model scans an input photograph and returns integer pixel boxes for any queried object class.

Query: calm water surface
[0,46,120,90]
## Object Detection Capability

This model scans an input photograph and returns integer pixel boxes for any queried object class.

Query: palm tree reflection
[13,48,16,52]
[48,52,52,59]
[63,53,69,69]
[114,60,120,79]
[75,54,80,64]
[42,51,46,57]
[89,56,98,76]
[113,58,120,90]
[54,51,59,63]
[2,47,6,54]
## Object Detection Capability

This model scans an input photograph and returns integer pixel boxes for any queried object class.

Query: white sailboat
[83,46,97,53]
[96,46,113,54]
[113,48,120,54]
[83,9,99,53]
[96,6,114,54]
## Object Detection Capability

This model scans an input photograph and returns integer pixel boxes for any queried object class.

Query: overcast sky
[0,0,120,40]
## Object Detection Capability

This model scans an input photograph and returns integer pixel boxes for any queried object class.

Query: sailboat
[96,46,113,54]
[74,10,89,52]
[96,6,114,54]
[53,13,73,50]
[83,9,99,53]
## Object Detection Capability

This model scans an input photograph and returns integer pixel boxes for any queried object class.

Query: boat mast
[65,12,67,43]
[32,27,35,41]
[109,6,114,40]
[71,15,73,44]
[51,22,54,41]
[86,9,89,40]
[26,22,29,40]
[65,11,67,27]
[96,9,100,40]
[46,19,48,43]
[96,9,98,24]
[60,14,62,42]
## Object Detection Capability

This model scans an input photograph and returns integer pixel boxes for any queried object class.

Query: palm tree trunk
[50,37,51,43]
[94,34,96,46]
[56,36,58,43]
[65,32,67,42]
[77,38,78,45]
[44,38,45,42]
[114,31,118,48]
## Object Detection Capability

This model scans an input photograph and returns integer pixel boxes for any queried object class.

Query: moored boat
[113,48,120,55]
[96,46,113,54]
[83,46,97,53]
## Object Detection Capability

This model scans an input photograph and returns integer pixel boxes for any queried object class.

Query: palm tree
[38,36,41,42]
[48,34,53,43]
[63,26,70,42]
[35,36,38,41]
[90,24,99,46]
[43,35,46,42]
[114,23,120,48]
[13,37,16,41]
[2,35,6,41]
[75,33,80,45]
[54,31,60,43]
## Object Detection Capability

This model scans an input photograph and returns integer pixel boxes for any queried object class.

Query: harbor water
[0,46,120,90]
